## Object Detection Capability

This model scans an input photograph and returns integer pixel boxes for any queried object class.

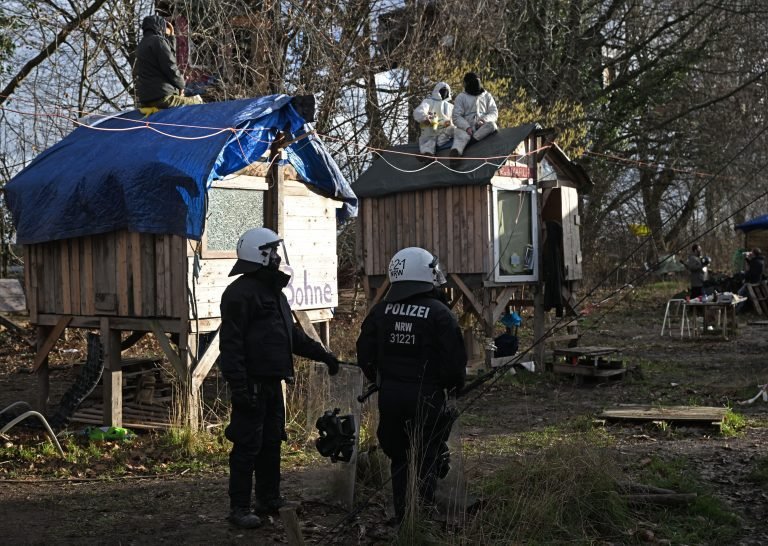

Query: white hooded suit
[413,82,454,155]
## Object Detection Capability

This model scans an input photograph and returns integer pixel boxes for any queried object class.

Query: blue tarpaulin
[735,214,768,233]
[5,95,357,244]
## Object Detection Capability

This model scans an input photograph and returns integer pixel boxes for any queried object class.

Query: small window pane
[497,190,534,276]
[206,188,264,251]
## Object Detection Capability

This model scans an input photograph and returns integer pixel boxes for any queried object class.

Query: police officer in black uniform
[357,246,467,522]
[219,227,340,529]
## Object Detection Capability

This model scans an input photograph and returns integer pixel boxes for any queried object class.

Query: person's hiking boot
[449,149,461,169]
[253,496,301,515]
[419,152,435,164]
[227,507,262,529]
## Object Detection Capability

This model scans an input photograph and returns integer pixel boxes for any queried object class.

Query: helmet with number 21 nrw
[385,247,447,302]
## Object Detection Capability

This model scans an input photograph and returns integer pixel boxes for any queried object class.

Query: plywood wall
[358,185,491,277]
[190,178,340,321]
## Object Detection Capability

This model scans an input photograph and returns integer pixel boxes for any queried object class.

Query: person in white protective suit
[413,82,454,161]
[450,72,499,167]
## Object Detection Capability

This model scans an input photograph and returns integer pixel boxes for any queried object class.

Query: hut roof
[6,95,357,245]
[354,125,538,198]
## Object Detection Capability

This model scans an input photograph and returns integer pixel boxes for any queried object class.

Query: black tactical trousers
[377,382,446,521]
[225,380,286,509]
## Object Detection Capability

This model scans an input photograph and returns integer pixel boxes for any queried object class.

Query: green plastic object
[86,426,135,441]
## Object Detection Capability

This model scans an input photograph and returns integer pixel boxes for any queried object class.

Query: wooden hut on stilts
[5,96,356,428]
[354,124,592,369]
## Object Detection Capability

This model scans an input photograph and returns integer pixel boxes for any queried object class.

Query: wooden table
[682,300,739,340]
[552,346,626,383]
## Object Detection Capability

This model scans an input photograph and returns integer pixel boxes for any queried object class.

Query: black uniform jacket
[134,15,186,104]
[356,291,466,392]
[219,268,330,391]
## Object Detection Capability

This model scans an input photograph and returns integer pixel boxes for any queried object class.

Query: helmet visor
[430,255,447,286]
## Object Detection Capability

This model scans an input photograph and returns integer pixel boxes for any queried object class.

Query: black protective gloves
[324,353,340,376]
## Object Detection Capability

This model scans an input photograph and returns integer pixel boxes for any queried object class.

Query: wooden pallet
[745,282,768,315]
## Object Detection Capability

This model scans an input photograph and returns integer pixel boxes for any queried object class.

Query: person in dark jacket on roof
[357,247,467,523]
[134,15,202,109]
[219,227,340,529]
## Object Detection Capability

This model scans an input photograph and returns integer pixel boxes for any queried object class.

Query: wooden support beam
[367,278,390,311]
[449,274,484,318]
[293,310,323,344]
[191,328,221,390]
[32,315,72,372]
[120,331,147,352]
[101,317,123,427]
[35,325,52,414]
[491,286,518,324]
[149,320,185,380]
[279,507,306,546]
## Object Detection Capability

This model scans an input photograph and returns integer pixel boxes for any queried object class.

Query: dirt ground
[1,288,767,545]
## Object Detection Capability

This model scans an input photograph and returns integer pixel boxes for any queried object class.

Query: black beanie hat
[463,72,483,95]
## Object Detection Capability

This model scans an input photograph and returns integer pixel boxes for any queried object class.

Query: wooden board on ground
[747,320,768,326]
[599,405,728,424]
[553,363,626,378]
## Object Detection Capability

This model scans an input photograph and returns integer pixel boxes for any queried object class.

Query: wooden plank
[32,315,72,371]
[471,185,481,272]
[117,231,129,315]
[432,190,440,259]
[385,195,394,274]
[23,246,34,320]
[449,273,483,318]
[424,190,433,255]
[36,325,51,412]
[293,310,324,345]
[130,232,142,315]
[150,320,185,378]
[82,236,95,315]
[362,200,373,274]
[191,329,221,390]
[459,186,468,272]
[155,235,167,317]
[171,235,186,319]
[93,232,118,314]
[599,405,728,423]
[101,317,123,427]
[141,233,156,316]
[60,240,71,314]
[70,238,81,316]
[164,235,173,317]
[395,193,403,251]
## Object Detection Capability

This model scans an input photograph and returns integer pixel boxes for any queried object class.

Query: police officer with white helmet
[219,227,340,529]
[356,247,467,522]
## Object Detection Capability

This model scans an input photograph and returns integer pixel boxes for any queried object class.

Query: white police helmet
[384,247,447,302]
[228,227,283,276]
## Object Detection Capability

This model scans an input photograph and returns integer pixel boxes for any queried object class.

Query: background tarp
[353,124,537,198]
[735,214,768,233]
[5,95,357,245]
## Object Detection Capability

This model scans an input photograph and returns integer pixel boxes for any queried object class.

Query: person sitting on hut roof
[449,72,498,168]
[133,15,203,110]
[413,82,454,163]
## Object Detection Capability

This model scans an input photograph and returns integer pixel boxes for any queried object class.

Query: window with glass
[493,186,538,282]
[203,187,264,256]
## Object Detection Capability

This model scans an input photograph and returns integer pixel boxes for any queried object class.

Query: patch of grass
[720,408,746,437]
[464,426,613,458]
[463,438,630,544]
[636,457,742,544]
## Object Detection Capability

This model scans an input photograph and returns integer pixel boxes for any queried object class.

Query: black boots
[253,496,301,515]
[227,507,262,529]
